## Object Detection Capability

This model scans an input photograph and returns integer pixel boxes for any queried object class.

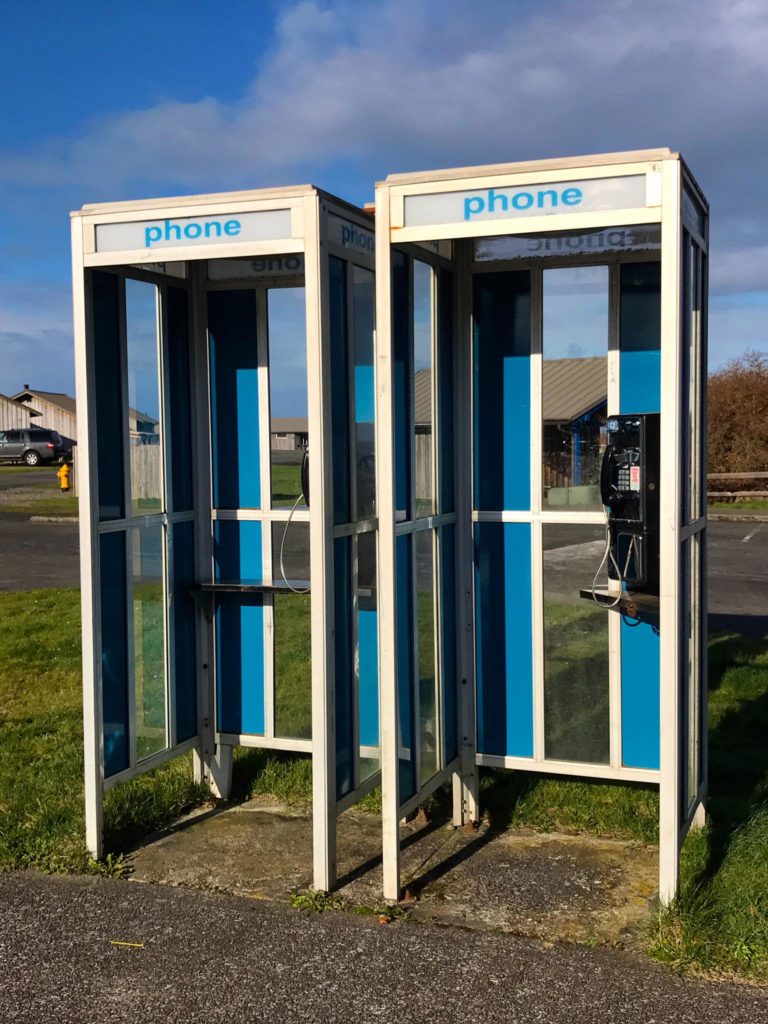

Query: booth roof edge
[70,184,373,218]
[376,148,680,188]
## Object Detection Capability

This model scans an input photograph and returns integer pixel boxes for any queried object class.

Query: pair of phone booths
[72,149,708,903]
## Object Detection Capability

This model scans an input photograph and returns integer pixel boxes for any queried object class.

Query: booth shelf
[189,580,311,619]
[579,587,659,624]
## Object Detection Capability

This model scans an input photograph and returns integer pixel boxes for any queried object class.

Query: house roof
[543,356,607,422]
[11,389,77,416]
[271,417,309,434]
[413,356,606,428]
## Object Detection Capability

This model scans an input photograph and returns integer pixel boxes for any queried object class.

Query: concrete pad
[128,799,658,948]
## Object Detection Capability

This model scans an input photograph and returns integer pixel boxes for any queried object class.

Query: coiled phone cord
[591,513,639,610]
[279,490,310,595]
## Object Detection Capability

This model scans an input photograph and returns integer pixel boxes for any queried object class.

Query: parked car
[0,427,70,466]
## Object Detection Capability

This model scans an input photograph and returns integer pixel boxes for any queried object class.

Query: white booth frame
[72,185,380,892]
[374,149,709,903]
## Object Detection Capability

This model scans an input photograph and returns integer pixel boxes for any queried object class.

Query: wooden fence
[707,472,768,499]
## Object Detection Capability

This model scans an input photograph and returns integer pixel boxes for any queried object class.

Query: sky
[1,0,767,398]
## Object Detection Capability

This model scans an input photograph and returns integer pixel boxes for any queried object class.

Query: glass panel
[543,523,609,764]
[688,245,703,521]
[126,279,163,515]
[413,260,434,518]
[357,530,379,782]
[92,271,125,521]
[132,525,167,760]
[476,225,660,262]
[208,289,260,510]
[416,529,439,784]
[268,287,308,509]
[172,520,197,744]
[166,286,194,512]
[274,592,311,740]
[543,266,609,510]
[685,535,701,808]
[353,266,376,521]
[99,531,129,776]
[271,520,310,585]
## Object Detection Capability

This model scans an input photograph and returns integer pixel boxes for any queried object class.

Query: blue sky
[1,0,766,397]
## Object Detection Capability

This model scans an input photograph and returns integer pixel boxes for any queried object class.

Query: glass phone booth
[72,186,380,891]
[374,149,708,903]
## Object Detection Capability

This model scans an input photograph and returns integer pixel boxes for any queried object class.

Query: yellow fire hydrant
[57,463,70,493]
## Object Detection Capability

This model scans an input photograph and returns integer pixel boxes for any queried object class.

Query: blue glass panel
[334,537,354,798]
[172,520,197,743]
[474,522,534,757]
[440,525,458,762]
[438,269,455,513]
[619,262,661,414]
[329,257,351,524]
[91,271,125,521]
[99,531,129,776]
[619,260,660,770]
[473,272,531,511]
[357,530,379,749]
[396,534,416,800]
[167,287,194,512]
[208,289,260,509]
[213,520,263,581]
[216,597,265,736]
[392,251,412,518]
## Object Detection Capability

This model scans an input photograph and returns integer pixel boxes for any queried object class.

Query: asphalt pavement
[2,872,767,1024]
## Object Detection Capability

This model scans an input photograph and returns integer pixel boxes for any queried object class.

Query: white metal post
[658,159,683,904]
[72,217,104,858]
[375,185,402,901]
[453,240,479,825]
[306,195,338,892]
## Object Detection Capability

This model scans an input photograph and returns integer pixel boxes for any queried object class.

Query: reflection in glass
[357,530,379,782]
[543,524,609,764]
[475,225,660,262]
[132,525,167,760]
[274,591,311,740]
[126,279,163,515]
[684,241,704,523]
[542,266,608,510]
[268,287,308,509]
[353,266,376,520]
[416,529,439,783]
[413,261,434,518]
[685,536,701,808]
[271,520,310,585]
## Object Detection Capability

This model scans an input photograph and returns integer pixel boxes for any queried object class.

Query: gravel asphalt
[2,872,767,1024]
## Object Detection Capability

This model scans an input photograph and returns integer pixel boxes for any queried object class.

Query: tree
[708,350,768,475]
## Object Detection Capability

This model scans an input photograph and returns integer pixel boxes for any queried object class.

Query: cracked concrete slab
[128,799,658,948]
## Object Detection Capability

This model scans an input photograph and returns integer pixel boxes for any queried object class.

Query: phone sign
[630,466,641,491]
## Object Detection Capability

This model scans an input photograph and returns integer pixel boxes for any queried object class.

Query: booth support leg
[691,801,707,830]
[204,743,233,800]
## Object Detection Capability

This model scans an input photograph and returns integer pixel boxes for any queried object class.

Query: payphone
[598,413,660,594]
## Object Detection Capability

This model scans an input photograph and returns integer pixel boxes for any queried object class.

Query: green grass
[0,467,78,516]
[649,633,768,980]
[0,589,207,873]
[2,587,768,981]
[271,464,303,507]
[708,498,768,512]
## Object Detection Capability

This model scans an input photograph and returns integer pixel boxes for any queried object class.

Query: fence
[707,472,768,500]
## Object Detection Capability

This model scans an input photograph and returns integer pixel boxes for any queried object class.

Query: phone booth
[71,186,380,891]
[373,149,708,902]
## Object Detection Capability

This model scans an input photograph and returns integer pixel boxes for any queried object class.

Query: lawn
[0,465,78,517]
[1,586,767,980]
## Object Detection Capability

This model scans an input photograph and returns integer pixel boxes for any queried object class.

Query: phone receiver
[301,450,310,508]
[600,444,616,508]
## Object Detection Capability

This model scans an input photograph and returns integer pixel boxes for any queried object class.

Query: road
[1,872,766,1024]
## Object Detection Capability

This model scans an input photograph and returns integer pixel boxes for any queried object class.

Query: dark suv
[0,428,69,466]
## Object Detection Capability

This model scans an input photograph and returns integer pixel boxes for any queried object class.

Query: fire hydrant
[57,463,70,493]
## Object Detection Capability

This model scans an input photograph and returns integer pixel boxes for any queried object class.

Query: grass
[649,633,768,980]
[0,588,207,873]
[271,464,303,507]
[0,466,78,517]
[708,498,768,512]
[2,586,768,981]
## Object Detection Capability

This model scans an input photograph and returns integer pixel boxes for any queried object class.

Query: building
[0,394,34,432]
[10,387,78,442]
[270,417,308,451]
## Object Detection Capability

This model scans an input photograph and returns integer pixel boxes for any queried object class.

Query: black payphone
[598,413,660,594]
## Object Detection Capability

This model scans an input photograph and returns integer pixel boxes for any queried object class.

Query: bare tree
[708,350,768,477]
